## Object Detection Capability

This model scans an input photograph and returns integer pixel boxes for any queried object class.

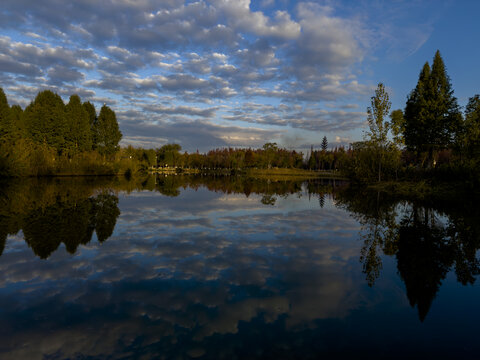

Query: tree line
[0,89,122,176]
[121,141,358,175]
[345,50,480,184]
[5,50,476,183]
[0,86,349,177]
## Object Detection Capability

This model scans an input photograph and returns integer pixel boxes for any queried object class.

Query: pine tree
[463,95,480,159]
[321,136,328,151]
[93,104,122,156]
[429,50,462,148]
[24,90,67,154]
[404,51,462,164]
[404,62,431,153]
[65,95,92,154]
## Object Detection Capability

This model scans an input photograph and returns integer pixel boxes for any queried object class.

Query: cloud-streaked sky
[1,0,479,151]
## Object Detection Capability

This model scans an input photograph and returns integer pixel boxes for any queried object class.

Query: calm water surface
[0,176,479,359]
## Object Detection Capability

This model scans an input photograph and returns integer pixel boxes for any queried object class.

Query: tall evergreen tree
[404,62,431,153]
[83,101,97,149]
[93,104,122,156]
[0,88,12,143]
[321,136,328,151]
[24,90,67,154]
[65,95,92,154]
[463,95,480,159]
[404,50,462,164]
[429,50,462,147]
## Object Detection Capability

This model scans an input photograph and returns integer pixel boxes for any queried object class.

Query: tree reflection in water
[0,178,120,259]
[0,175,479,358]
[338,187,480,321]
[0,175,342,259]
[2,175,478,322]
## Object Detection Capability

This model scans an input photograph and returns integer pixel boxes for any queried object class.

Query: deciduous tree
[365,82,391,182]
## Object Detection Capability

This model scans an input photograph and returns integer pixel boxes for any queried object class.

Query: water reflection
[0,175,342,259]
[0,178,120,259]
[338,187,480,321]
[0,176,479,358]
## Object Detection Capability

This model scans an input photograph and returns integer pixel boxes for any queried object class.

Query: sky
[1,0,479,152]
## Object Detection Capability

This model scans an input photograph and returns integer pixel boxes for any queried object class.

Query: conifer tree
[429,50,462,147]
[93,104,122,156]
[404,62,431,153]
[0,88,12,143]
[463,95,480,159]
[83,101,97,149]
[321,136,328,151]
[65,95,92,154]
[24,90,67,154]
[404,51,462,164]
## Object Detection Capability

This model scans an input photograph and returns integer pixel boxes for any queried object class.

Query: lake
[0,176,479,359]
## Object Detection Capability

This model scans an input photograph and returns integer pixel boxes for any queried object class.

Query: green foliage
[0,88,12,143]
[157,143,182,167]
[66,94,92,154]
[321,136,328,151]
[342,141,401,184]
[0,138,56,177]
[390,109,405,146]
[462,95,480,159]
[366,83,391,146]
[83,101,97,147]
[83,101,96,128]
[404,51,462,163]
[405,62,431,153]
[93,104,122,156]
[364,83,393,182]
[24,90,68,154]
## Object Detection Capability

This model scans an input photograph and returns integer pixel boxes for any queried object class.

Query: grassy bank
[367,179,477,204]
[244,168,347,181]
[151,167,347,180]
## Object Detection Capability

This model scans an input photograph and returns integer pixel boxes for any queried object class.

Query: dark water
[0,176,479,359]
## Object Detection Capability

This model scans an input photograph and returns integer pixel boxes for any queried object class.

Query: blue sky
[1,0,479,152]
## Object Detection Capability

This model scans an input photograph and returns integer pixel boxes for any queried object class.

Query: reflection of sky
[0,187,479,359]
